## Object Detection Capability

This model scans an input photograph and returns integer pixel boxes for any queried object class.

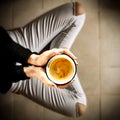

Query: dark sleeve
[11,65,29,82]
[0,64,29,94]
[0,81,12,94]
[0,26,33,64]
[0,26,33,94]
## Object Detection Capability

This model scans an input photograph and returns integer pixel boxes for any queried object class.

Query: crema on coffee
[49,58,74,81]
[46,54,77,85]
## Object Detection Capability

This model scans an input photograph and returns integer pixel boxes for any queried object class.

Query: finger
[40,69,57,88]
[46,79,57,88]
[59,48,77,60]
[46,49,62,59]
[48,83,57,88]
[50,48,78,65]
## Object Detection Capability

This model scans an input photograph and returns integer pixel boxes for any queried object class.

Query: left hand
[28,48,77,66]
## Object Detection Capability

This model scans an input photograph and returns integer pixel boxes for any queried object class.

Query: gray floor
[0,0,120,120]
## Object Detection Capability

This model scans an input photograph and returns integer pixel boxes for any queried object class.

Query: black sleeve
[0,26,33,94]
[0,64,30,94]
[0,26,33,64]
[11,65,29,82]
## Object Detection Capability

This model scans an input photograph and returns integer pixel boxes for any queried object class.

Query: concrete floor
[0,0,120,120]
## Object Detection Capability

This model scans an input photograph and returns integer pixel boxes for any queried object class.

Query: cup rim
[46,54,77,85]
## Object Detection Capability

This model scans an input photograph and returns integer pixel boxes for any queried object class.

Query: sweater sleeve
[10,65,30,82]
[0,64,29,94]
[0,26,33,64]
[0,26,33,94]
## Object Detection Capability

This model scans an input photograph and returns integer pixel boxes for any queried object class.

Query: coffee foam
[46,54,77,85]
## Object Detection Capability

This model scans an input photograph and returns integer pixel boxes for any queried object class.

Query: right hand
[24,65,74,89]
[24,66,57,88]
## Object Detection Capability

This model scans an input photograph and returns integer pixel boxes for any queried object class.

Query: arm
[0,26,78,92]
[0,26,33,64]
[0,26,33,93]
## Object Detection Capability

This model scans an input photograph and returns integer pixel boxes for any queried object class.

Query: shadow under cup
[46,54,77,85]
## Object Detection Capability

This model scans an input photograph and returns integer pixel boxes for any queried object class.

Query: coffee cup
[46,54,77,85]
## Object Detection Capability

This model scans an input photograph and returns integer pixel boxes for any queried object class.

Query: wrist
[27,54,39,65]
[23,66,35,78]
[23,66,30,78]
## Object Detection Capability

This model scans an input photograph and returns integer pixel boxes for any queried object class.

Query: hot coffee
[46,54,77,85]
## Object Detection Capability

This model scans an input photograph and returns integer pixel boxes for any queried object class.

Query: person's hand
[27,48,77,66]
[26,48,77,89]
[24,65,75,89]
[24,65,74,89]
[24,66,57,88]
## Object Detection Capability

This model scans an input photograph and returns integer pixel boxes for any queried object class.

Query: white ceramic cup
[46,54,77,85]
